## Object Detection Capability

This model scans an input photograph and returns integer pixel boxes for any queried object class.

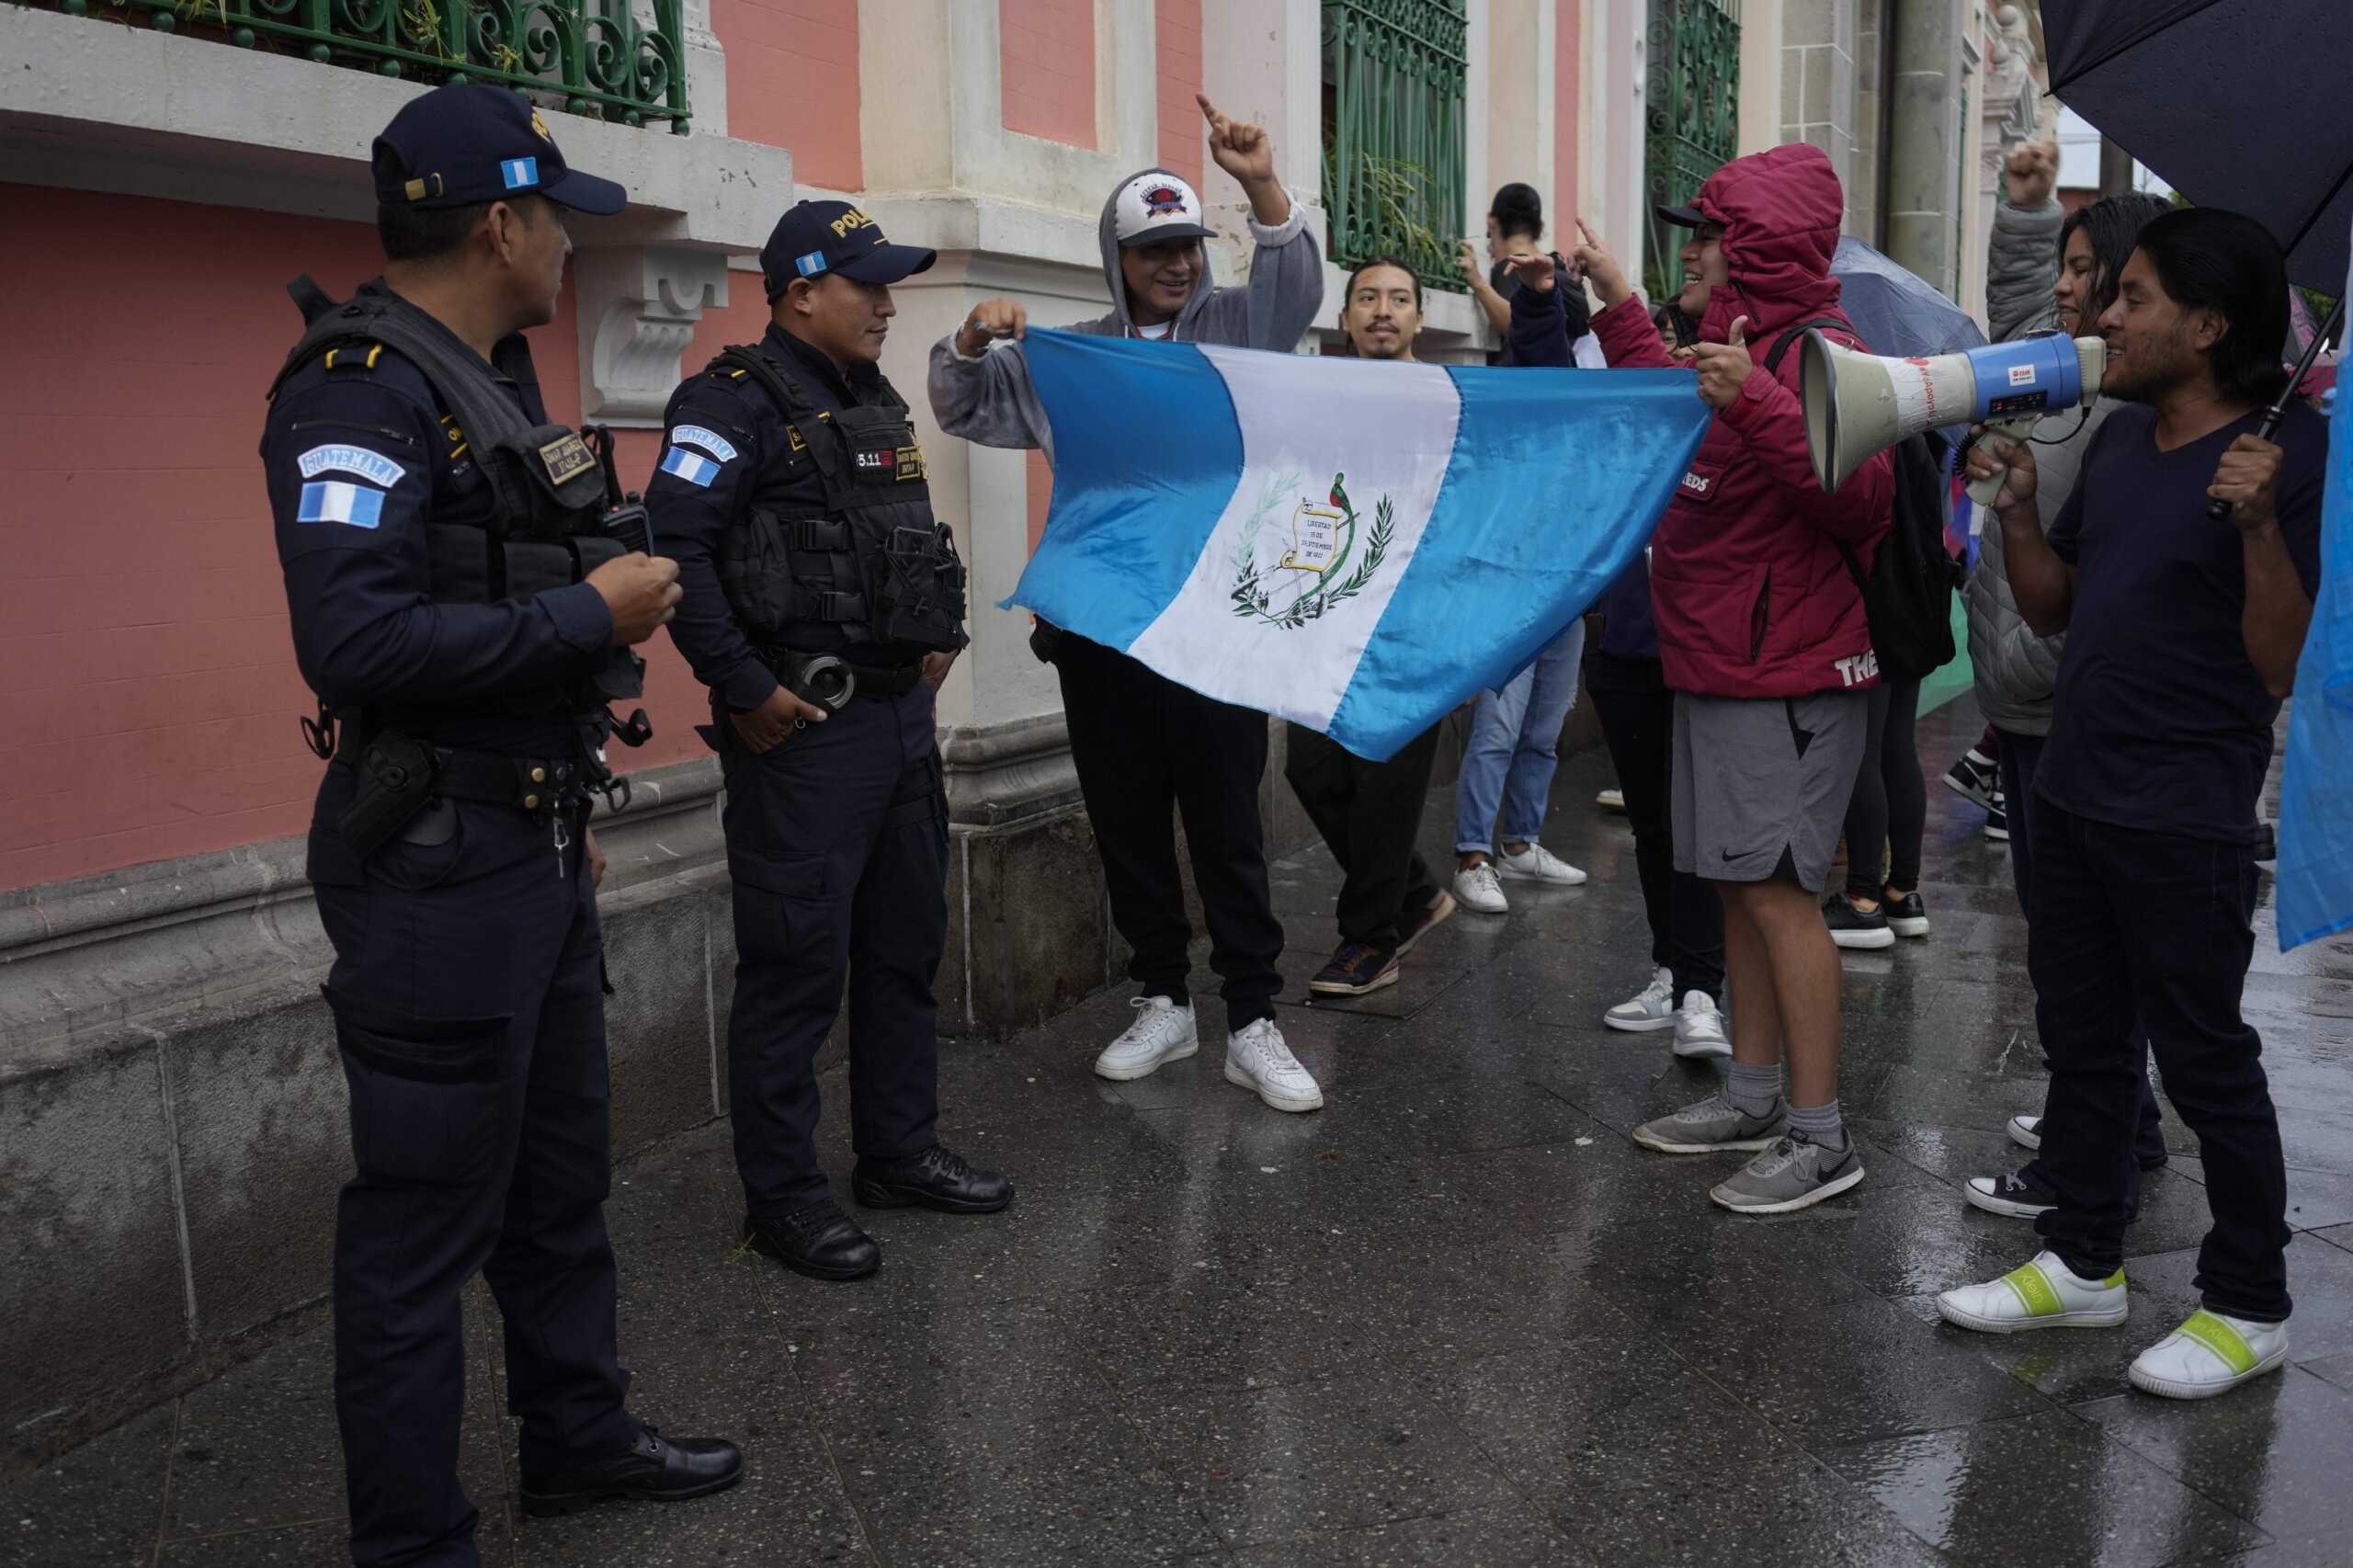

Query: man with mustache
[929,97,1326,1111]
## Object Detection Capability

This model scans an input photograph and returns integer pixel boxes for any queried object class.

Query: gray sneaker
[1631,1092,1788,1155]
[1710,1132,1866,1214]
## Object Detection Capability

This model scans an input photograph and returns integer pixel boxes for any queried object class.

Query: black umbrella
[2042,0,2353,291]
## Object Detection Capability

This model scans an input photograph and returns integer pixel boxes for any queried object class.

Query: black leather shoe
[852,1143,1013,1214]
[519,1426,744,1517]
[744,1199,881,1281]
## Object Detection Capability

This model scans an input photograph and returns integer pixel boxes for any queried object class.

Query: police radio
[584,424,655,555]
[1798,333,2107,498]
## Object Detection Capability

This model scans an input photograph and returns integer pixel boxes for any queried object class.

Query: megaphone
[1800,332,2107,502]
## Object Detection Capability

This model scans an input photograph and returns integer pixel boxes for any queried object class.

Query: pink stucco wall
[1555,0,1582,241]
[1001,0,1097,150]
[0,185,780,892]
[715,0,863,190]
[1155,0,1204,186]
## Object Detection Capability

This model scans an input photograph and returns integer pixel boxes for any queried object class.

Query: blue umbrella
[2042,0,2351,290]
[1830,236,1989,358]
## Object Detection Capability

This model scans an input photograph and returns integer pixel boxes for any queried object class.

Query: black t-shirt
[2036,400,2327,844]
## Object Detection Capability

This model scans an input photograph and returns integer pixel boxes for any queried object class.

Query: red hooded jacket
[1592,143,1893,699]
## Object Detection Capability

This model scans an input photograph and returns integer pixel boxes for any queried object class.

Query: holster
[339,731,438,855]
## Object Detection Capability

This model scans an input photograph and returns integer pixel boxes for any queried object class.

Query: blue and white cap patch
[667,424,739,463]
[501,156,540,190]
[659,446,721,488]
[794,250,828,278]
[297,444,406,487]
[297,481,387,528]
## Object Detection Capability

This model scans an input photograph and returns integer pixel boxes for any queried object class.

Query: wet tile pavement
[12,697,2353,1566]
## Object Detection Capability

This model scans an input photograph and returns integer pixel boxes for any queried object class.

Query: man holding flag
[929,96,1327,1111]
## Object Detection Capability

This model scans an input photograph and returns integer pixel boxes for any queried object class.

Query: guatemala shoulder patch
[659,446,721,487]
[667,424,739,463]
[296,480,386,528]
[297,444,406,487]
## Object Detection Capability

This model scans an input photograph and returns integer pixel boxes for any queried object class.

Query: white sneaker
[1497,844,1588,885]
[1604,968,1677,1033]
[1935,1251,2129,1335]
[2129,1310,2289,1399]
[1223,1017,1324,1113]
[1092,995,1199,1082]
[1671,992,1730,1059]
[2007,1114,2042,1152]
[1452,861,1507,915]
[1597,789,1626,813]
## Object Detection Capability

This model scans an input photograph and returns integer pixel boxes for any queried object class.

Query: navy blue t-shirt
[2035,400,2327,844]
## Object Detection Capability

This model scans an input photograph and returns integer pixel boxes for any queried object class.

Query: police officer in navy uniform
[648,200,1011,1281]
[262,85,741,1566]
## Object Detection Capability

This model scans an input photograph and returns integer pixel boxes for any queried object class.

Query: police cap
[760,200,937,300]
[372,84,627,216]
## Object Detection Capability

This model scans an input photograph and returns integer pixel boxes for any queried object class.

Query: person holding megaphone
[1513,142,1894,1216]
[1933,208,2324,1401]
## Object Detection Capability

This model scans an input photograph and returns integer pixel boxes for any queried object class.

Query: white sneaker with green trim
[1935,1251,2129,1334]
[2129,1310,2289,1400]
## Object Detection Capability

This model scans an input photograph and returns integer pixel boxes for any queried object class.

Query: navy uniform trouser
[2027,796,2292,1322]
[722,685,947,1219]
[315,797,634,1568]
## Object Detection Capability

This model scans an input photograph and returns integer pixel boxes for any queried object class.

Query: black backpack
[1766,320,1965,684]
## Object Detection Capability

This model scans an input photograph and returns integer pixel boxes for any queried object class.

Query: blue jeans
[1454,619,1586,854]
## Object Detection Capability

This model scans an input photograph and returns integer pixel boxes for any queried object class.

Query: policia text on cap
[259,82,739,1567]
[644,198,1013,1284]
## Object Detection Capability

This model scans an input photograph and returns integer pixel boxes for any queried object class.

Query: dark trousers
[316,796,635,1568]
[2001,729,2165,1176]
[1843,678,1927,898]
[2027,798,2291,1321]
[1586,650,1725,997]
[722,687,946,1219]
[1055,634,1283,1030]
[1283,722,1443,949]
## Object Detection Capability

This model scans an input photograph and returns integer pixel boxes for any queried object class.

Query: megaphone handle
[1964,416,2039,507]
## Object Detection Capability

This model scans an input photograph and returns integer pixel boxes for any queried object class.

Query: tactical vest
[708,343,968,656]
[267,278,646,725]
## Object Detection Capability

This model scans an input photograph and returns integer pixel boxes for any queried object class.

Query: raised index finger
[1195,92,1224,126]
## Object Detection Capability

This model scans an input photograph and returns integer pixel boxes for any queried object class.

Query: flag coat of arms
[1005,330,1715,759]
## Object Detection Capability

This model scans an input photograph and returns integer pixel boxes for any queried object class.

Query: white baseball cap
[1112,171,1217,247]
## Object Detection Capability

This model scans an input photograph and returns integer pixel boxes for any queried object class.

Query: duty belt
[332,739,590,812]
[753,645,926,703]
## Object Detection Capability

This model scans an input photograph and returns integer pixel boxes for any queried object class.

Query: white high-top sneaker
[1604,968,1677,1033]
[1092,996,1198,1082]
[1223,1017,1324,1113]
[2129,1310,2289,1399]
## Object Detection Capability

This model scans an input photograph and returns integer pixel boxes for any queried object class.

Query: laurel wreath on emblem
[1230,471,1394,630]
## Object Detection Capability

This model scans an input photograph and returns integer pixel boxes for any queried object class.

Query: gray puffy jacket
[926,172,1324,460]
[1964,197,2116,737]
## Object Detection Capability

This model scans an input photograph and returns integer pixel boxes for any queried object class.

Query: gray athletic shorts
[1672,689,1870,893]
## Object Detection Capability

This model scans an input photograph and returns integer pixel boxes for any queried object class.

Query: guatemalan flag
[1006,330,1714,760]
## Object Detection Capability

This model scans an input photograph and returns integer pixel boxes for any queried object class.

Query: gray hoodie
[1965,196,2118,737]
[927,169,1325,460]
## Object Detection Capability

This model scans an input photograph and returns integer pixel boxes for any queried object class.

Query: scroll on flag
[2275,237,2353,949]
[1004,331,1713,760]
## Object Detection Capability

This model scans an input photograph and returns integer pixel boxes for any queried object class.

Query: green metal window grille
[1321,0,1469,293]
[1643,0,1740,296]
[46,0,690,132]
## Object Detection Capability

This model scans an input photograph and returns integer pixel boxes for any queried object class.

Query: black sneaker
[1941,748,1998,811]
[1822,893,1895,950]
[1983,789,2010,843]
[1881,890,1929,939]
[1309,939,1400,995]
[1963,1165,2057,1218]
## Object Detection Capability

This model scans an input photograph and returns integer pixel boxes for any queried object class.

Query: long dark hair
[2132,206,2291,405]
[2058,191,2171,323]
[1489,182,1543,241]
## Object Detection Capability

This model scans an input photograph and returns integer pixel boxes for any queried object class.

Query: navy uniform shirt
[646,324,918,716]
[2038,399,2327,845]
[261,280,616,763]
